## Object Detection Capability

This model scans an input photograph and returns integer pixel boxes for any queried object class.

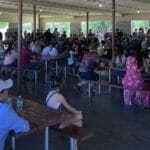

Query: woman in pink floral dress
[122,46,150,107]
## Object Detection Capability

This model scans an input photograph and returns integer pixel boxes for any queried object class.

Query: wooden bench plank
[100,80,150,93]
[53,125,94,142]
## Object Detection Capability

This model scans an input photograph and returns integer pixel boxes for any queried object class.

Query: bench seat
[52,125,94,150]
[55,125,94,142]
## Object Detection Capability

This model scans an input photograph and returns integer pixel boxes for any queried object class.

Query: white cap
[0,79,13,92]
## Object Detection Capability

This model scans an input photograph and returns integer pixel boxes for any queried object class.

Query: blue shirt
[0,103,30,150]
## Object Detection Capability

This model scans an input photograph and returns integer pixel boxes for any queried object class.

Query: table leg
[70,137,77,150]
[45,127,49,150]
[56,60,58,76]
[88,81,91,98]
[98,73,101,95]
[45,60,48,83]
[12,136,15,150]
[108,69,111,92]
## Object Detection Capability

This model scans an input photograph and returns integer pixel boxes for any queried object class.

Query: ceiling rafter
[0,0,149,16]
[0,0,114,13]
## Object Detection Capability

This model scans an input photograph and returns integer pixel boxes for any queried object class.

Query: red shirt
[21,48,34,69]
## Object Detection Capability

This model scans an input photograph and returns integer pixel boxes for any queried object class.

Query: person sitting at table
[30,40,41,55]
[42,41,58,57]
[110,47,126,83]
[21,41,42,80]
[143,51,150,73]
[114,48,126,68]
[122,42,150,108]
[0,79,30,150]
[74,43,105,94]
[45,79,83,129]
[3,43,18,77]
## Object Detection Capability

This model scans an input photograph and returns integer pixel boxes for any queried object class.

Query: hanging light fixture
[137,9,140,13]
[39,9,43,12]
[99,3,102,7]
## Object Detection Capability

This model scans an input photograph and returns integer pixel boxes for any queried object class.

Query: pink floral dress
[122,56,150,107]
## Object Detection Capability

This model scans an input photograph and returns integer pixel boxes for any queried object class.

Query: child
[46,80,82,150]
[67,45,78,76]
[0,79,30,150]
[46,79,83,129]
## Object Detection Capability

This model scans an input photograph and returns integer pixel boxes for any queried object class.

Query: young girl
[46,80,83,129]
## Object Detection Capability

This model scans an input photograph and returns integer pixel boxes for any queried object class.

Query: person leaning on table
[0,79,30,150]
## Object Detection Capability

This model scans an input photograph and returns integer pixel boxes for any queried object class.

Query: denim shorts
[78,71,99,81]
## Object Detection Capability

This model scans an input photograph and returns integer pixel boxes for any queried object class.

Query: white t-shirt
[30,43,41,54]
[42,46,58,57]
[4,50,18,65]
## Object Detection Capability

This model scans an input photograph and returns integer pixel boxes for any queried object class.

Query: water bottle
[16,95,23,110]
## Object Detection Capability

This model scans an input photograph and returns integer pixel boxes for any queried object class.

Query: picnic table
[11,97,72,150]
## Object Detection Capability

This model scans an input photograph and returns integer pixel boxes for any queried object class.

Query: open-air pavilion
[0,0,149,150]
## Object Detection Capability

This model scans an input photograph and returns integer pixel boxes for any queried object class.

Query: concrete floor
[5,76,150,150]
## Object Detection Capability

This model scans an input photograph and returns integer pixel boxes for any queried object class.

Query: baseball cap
[0,79,13,92]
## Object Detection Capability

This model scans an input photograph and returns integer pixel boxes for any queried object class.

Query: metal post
[45,127,49,150]
[45,60,48,83]
[108,69,112,92]
[112,0,116,62]
[56,60,58,76]
[38,14,41,32]
[70,137,77,150]
[98,76,101,95]
[17,0,23,95]
[33,4,36,40]
[88,81,91,98]
[11,136,15,150]
[86,12,89,37]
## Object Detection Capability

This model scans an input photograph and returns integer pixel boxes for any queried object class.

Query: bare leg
[59,113,83,128]
[78,80,88,86]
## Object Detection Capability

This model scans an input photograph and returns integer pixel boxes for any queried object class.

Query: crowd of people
[0,27,149,149]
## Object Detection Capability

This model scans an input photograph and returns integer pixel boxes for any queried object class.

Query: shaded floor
[5,76,150,150]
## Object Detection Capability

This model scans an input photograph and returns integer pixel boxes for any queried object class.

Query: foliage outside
[45,22,70,37]
[81,21,112,35]
[131,20,150,32]
[23,23,33,34]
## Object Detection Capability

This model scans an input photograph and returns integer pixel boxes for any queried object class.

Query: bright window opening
[23,23,33,34]
[81,21,112,36]
[0,22,9,40]
[131,20,150,33]
[45,22,70,37]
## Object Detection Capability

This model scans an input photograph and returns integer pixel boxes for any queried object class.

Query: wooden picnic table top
[103,64,126,71]
[41,55,65,61]
[11,97,71,138]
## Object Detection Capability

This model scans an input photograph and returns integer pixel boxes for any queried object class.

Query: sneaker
[74,85,82,93]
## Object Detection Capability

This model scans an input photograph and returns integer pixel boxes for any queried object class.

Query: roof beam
[0,0,113,13]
